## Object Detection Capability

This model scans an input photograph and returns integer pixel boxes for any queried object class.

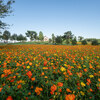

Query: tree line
[0,30,44,42]
[51,32,99,45]
[0,30,99,45]
[0,0,99,45]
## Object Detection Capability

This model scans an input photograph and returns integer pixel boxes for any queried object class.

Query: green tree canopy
[11,33,17,40]
[63,31,73,44]
[39,31,44,41]
[78,36,84,41]
[55,35,62,44]
[17,34,27,41]
[52,33,55,44]
[0,0,15,30]
[72,36,77,45]
[3,30,11,40]
[25,31,37,41]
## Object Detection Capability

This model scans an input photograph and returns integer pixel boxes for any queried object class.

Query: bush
[81,40,87,45]
[72,37,77,45]
[91,40,99,45]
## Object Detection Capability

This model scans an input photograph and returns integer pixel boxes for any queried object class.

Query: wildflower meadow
[0,45,100,100]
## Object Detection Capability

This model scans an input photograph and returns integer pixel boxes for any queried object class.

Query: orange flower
[84,68,87,72]
[17,84,21,89]
[67,70,72,76]
[26,71,32,78]
[28,92,31,95]
[41,72,44,76]
[89,64,93,69]
[1,74,5,78]
[31,77,35,81]
[29,62,32,66]
[44,61,47,66]
[65,94,75,100]
[31,86,33,89]
[0,88,3,92]
[87,79,91,83]
[44,76,48,78]
[58,88,62,92]
[66,88,72,93]
[98,78,100,82]
[77,87,80,90]
[87,82,90,86]
[6,96,13,100]
[57,82,63,87]
[50,84,57,94]
[35,87,43,95]
[77,72,82,77]
[89,88,93,92]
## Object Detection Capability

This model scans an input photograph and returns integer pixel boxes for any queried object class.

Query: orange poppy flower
[65,94,75,100]
[6,96,13,100]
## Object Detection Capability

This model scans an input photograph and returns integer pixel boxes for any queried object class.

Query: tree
[81,40,87,45]
[34,32,37,40]
[0,0,15,30]
[11,33,17,40]
[0,31,2,39]
[39,31,44,41]
[26,31,37,41]
[72,36,77,45]
[63,31,73,44]
[91,40,99,45]
[17,34,27,41]
[78,36,84,41]
[52,33,55,44]
[55,36,62,44]
[3,30,11,41]
[49,38,52,43]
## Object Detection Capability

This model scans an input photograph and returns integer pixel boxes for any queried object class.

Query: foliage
[62,31,74,44]
[17,34,27,41]
[85,38,97,42]
[72,37,77,45]
[0,45,100,100]
[52,33,55,44]
[2,30,11,40]
[49,38,52,43]
[91,40,99,45]
[0,0,15,30]
[39,31,44,41]
[81,40,87,45]
[78,36,84,41]
[55,35,62,44]
[25,31,37,41]
[10,33,17,40]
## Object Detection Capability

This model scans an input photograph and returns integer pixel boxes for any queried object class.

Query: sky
[2,0,100,39]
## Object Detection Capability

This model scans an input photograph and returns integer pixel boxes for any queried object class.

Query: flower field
[0,45,100,100]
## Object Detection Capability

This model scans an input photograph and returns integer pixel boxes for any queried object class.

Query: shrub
[91,40,99,45]
[81,40,87,45]
[72,37,77,45]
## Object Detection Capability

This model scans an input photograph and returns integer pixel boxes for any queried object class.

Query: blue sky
[2,0,100,39]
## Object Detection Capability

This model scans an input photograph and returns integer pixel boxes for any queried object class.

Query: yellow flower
[81,82,86,87]
[89,75,94,78]
[27,66,30,69]
[35,64,38,67]
[97,56,99,58]
[78,66,81,69]
[43,67,48,69]
[60,67,66,72]
[80,91,85,96]
[83,65,86,67]
[64,64,67,67]
[97,65,100,69]
[0,61,1,63]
